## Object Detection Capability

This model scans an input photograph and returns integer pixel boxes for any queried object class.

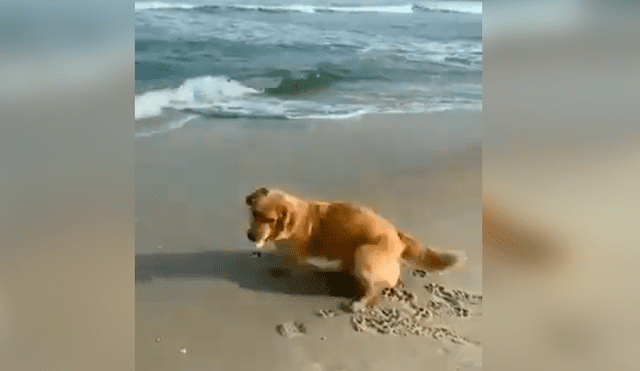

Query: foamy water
[135,0,482,136]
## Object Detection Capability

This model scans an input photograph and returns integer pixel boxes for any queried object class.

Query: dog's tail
[398,230,465,271]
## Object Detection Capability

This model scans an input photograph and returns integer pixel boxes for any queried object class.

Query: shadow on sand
[135,250,360,299]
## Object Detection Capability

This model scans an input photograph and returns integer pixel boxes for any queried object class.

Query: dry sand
[135,111,482,371]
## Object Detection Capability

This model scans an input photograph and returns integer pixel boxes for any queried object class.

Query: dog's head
[245,188,293,249]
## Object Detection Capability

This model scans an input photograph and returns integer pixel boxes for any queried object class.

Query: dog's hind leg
[356,280,385,309]
[352,244,401,309]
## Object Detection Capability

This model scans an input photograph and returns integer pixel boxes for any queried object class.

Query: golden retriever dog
[245,187,466,308]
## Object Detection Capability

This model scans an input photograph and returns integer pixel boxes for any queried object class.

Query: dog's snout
[247,231,256,242]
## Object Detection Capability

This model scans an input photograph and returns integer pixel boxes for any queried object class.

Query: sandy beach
[135,111,482,371]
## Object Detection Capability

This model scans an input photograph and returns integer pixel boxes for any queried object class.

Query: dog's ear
[246,187,269,206]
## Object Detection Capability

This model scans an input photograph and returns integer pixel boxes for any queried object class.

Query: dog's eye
[252,211,275,222]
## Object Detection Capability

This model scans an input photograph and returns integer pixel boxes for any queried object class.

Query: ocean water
[135,0,482,137]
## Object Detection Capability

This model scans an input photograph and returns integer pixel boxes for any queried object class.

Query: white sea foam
[135,2,196,11]
[134,114,198,138]
[229,4,317,13]
[314,4,415,14]
[135,76,261,120]
[135,2,482,15]
[414,1,482,15]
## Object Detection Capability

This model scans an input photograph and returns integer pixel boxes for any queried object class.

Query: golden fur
[245,187,465,308]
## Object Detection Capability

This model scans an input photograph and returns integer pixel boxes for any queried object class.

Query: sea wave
[135,75,261,120]
[135,2,481,15]
[134,97,481,138]
[135,2,196,11]
[260,69,347,96]
[134,74,480,132]
[135,74,480,121]
[134,74,362,122]
[412,1,482,14]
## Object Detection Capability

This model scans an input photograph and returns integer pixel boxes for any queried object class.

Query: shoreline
[135,108,482,141]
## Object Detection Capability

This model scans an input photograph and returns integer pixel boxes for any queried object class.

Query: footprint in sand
[424,283,483,317]
[315,309,339,318]
[319,284,482,346]
[276,321,307,338]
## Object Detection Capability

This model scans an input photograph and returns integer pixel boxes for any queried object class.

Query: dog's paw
[351,298,379,313]
[350,300,367,313]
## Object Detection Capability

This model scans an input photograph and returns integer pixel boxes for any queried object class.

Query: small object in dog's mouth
[255,241,264,248]
[179,347,187,354]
